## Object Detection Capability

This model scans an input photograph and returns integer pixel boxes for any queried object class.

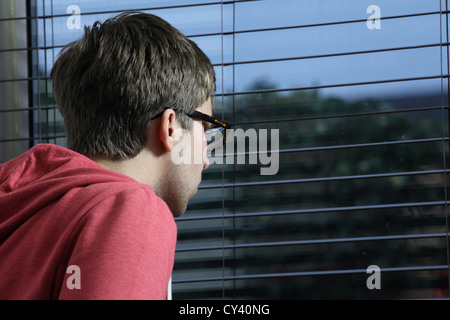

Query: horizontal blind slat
[177,201,448,222]
[175,232,448,253]
[173,265,449,284]
[199,169,448,190]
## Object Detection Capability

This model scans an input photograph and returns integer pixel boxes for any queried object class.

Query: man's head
[50,12,215,160]
[50,12,217,216]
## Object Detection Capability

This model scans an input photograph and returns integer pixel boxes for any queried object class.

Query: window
[1,0,449,299]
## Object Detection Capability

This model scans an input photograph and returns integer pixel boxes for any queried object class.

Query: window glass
[234,15,441,63]
[235,0,439,31]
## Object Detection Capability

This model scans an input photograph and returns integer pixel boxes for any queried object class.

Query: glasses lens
[206,127,225,151]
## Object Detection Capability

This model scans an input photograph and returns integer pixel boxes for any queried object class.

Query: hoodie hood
[0,144,135,243]
[0,144,177,299]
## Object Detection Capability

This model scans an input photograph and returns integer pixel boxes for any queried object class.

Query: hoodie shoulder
[0,144,106,193]
[0,144,139,243]
[0,144,135,192]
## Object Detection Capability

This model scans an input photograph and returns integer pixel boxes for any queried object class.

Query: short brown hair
[50,12,216,160]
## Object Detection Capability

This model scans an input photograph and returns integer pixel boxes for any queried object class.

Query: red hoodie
[0,144,177,299]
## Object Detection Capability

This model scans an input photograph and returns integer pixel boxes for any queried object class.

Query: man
[0,12,230,299]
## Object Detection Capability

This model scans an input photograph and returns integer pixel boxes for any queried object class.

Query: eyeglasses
[151,108,232,151]
[188,110,233,151]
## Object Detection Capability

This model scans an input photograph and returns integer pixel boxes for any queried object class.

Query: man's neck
[91,150,161,189]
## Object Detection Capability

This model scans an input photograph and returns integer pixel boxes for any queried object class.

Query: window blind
[0,0,449,299]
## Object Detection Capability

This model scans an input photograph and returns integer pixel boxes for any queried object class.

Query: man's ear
[158,109,180,152]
